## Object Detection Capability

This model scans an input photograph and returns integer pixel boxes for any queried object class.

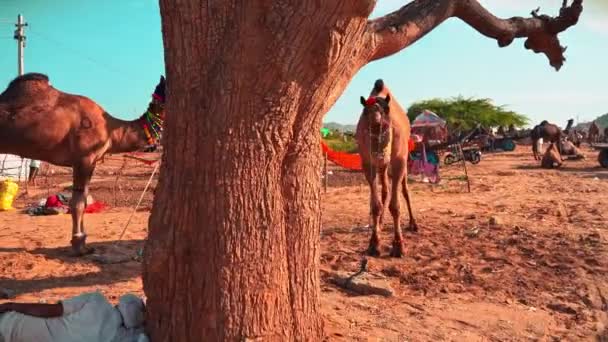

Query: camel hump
[2,73,53,98]
[374,79,384,93]
[10,73,50,86]
[4,73,51,92]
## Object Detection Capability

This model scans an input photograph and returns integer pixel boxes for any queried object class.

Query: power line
[28,28,137,80]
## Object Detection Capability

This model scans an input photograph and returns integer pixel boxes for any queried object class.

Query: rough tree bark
[143,0,582,340]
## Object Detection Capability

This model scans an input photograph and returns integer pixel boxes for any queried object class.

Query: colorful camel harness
[365,97,392,161]
[141,93,165,146]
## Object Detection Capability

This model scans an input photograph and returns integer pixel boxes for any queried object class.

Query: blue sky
[0,0,606,127]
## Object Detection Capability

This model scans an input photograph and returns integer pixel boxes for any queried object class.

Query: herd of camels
[0,73,603,257]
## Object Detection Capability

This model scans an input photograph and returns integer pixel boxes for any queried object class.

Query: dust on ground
[1,147,607,341]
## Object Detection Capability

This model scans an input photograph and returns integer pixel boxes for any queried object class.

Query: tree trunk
[143,1,370,340]
[144,0,582,340]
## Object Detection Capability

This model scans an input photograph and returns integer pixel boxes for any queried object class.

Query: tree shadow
[0,239,143,296]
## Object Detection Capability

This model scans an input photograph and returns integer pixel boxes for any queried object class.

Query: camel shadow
[513,163,608,179]
[557,166,608,179]
[513,164,542,171]
[0,239,143,296]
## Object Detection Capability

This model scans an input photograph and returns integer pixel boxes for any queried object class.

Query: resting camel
[531,120,562,160]
[541,143,563,169]
[0,73,165,256]
[588,122,600,144]
[355,79,418,258]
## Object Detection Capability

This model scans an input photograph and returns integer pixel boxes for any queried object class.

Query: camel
[588,122,600,144]
[0,73,165,256]
[541,143,563,169]
[355,79,418,258]
[531,120,562,161]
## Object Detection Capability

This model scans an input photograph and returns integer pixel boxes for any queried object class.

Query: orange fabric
[408,138,415,152]
[320,139,416,171]
[321,141,362,171]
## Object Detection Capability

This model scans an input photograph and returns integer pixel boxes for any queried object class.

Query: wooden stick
[459,144,471,193]
[324,152,328,193]
[45,165,51,198]
[113,158,129,207]
[0,155,7,175]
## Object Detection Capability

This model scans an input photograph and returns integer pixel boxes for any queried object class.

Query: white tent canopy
[412,110,447,127]
[0,154,34,180]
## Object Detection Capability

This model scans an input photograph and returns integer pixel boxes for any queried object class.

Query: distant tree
[408,96,529,131]
[594,113,608,128]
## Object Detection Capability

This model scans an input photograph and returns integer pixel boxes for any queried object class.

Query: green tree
[408,96,529,131]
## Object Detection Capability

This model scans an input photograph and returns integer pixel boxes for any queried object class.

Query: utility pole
[14,14,27,76]
[13,14,28,183]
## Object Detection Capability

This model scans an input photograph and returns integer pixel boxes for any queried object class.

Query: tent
[412,110,447,128]
[0,154,33,180]
[411,110,448,143]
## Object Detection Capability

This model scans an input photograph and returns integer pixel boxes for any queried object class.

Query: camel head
[359,94,392,159]
[359,94,391,129]
[147,75,166,117]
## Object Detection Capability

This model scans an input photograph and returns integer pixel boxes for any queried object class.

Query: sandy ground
[0,146,607,341]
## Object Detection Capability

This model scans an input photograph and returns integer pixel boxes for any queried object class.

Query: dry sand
[1,146,607,341]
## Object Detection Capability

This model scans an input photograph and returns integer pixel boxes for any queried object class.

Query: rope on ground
[122,154,159,166]
[113,162,159,246]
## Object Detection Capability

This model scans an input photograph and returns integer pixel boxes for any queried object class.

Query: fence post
[458,144,471,193]
[324,152,328,193]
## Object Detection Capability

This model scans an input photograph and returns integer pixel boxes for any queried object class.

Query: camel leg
[69,165,94,257]
[363,163,382,257]
[401,177,418,232]
[379,167,389,229]
[532,140,539,161]
[389,159,406,258]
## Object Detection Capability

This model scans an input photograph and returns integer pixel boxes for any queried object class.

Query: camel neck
[107,115,148,154]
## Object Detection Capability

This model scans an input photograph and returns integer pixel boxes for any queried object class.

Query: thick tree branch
[367,0,583,70]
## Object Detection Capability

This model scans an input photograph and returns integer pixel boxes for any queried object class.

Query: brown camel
[531,120,562,160]
[541,143,563,169]
[0,73,165,256]
[588,121,600,144]
[355,79,418,258]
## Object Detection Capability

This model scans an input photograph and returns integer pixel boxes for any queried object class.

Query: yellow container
[0,179,19,211]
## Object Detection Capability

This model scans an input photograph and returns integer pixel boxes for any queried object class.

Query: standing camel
[0,73,165,256]
[356,79,418,258]
[588,122,600,144]
[531,120,562,161]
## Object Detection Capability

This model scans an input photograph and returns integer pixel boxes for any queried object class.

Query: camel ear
[385,94,391,104]
[360,96,366,107]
